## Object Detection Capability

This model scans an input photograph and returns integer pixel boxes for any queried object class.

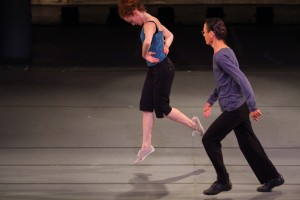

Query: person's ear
[132,10,138,16]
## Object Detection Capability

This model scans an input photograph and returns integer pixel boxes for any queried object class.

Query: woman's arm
[142,22,159,63]
[161,25,173,54]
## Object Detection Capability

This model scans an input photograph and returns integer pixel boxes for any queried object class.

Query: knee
[155,112,164,119]
[155,106,172,119]
[202,135,209,147]
[202,131,215,148]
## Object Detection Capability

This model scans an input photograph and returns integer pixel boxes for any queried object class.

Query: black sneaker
[257,174,285,192]
[203,181,232,195]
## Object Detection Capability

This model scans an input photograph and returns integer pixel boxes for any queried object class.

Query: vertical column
[0,0,32,65]
[206,7,225,19]
[158,7,175,26]
[106,7,126,26]
[256,7,274,26]
[61,6,79,26]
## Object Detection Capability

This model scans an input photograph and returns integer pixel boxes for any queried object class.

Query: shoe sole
[257,177,285,192]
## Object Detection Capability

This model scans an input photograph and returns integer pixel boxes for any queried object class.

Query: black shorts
[140,57,175,118]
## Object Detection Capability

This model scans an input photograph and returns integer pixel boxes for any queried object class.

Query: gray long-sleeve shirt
[208,48,257,112]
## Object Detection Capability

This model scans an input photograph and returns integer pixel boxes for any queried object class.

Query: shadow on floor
[116,169,205,199]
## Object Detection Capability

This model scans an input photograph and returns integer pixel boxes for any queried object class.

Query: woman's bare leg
[135,111,155,164]
[166,108,204,136]
[141,111,154,148]
[166,108,195,129]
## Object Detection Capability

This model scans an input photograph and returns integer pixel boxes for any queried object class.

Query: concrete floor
[0,68,299,199]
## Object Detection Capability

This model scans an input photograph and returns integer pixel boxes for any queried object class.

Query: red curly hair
[118,0,147,18]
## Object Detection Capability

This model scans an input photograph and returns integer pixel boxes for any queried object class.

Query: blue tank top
[140,21,166,67]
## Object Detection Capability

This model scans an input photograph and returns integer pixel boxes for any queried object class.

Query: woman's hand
[163,43,169,55]
[203,102,212,118]
[145,52,159,63]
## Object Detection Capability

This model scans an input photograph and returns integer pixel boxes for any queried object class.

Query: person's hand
[250,109,262,121]
[163,43,169,55]
[203,103,212,118]
[145,52,159,63]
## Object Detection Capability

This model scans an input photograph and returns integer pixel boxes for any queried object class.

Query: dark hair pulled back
[205,18,227,40]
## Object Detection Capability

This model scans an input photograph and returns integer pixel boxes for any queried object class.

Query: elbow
[165,33,174,42]
[170,33,174,41]
[143,41,151,47]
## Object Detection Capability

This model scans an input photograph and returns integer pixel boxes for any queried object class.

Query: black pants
[140,57,174,118]
[202,103,280,184]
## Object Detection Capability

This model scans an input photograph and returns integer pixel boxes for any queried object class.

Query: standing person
[118,0,204,164]
[201,18,284,195]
